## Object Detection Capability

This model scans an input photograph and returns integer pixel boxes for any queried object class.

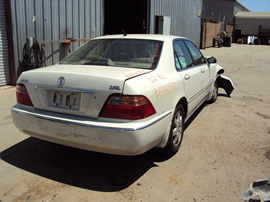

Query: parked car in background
[11,34,234,156]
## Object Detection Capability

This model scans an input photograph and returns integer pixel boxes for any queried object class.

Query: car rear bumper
[11,104,172,155]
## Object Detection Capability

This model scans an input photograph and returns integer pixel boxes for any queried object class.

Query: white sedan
[11,34,234,156]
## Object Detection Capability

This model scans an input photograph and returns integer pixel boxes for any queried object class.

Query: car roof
[94,34,188,41]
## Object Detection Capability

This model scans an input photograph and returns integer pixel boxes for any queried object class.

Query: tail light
[16,84,33,106]
[99,95,156,119]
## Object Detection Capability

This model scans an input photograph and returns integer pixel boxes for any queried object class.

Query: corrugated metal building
[3,0,203,86]
[10,0,104,82]
[235,12,270,35]
[0,0,10,86]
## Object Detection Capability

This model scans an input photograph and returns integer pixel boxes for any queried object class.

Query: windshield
[59,39,163,69]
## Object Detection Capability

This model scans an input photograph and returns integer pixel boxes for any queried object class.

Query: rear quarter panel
[123,38,187,115]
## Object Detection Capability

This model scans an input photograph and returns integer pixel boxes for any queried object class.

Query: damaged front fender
[217,75,235,96]
[208,60,235,96]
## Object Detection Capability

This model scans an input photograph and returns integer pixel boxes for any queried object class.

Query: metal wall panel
[79,0,85,47]
[95,0,102,37]
[52,0,60,64]
[34,0,44,41]
[91,0,96,37]
[149,0,203,47]
[43,0,53,66]
[25,0,35,37]
[10,0,104,78]
[66,0,73,38]
[85,0,91,38]
[10,0,18,80]
[0,0,10,85]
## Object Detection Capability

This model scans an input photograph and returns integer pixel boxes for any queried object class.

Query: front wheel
[164,104,185,155]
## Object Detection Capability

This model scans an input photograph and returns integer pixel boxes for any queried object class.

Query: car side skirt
[185,94,209,122]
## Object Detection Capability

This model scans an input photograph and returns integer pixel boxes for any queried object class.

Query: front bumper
[11,104,172,155]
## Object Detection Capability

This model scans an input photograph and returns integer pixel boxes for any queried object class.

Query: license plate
[49,91,81,110]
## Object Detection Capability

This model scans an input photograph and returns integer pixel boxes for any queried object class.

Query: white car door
[184,41,211,100]
[174,40,202,114]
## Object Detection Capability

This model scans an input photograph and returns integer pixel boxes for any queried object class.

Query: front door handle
[201,68,205,73]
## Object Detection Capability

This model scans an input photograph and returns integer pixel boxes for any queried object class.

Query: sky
[237,0,270,12]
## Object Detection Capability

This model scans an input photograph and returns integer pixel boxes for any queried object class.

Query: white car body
[11,34,234,155]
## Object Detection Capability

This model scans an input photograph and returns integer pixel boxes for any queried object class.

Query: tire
[164,104,185,155]
[208,79,218,103]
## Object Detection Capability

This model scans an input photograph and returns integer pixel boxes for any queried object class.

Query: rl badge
[109,85,121,91]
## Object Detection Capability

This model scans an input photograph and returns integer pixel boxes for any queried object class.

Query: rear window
[60,39,163,70]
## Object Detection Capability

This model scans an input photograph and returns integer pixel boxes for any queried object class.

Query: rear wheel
[164,104,185,155]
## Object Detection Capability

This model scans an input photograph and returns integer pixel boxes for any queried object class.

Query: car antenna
[122,29,127,36]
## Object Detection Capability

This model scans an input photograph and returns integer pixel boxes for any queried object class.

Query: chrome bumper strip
[11,107,171,132]
[35,85,95,94]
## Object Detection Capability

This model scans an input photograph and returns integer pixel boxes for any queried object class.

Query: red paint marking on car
[154,82,176,101]
[148,74,167,83]
[124,70,148,78]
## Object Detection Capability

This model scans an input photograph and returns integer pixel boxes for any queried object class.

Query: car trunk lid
[19,65,151,118]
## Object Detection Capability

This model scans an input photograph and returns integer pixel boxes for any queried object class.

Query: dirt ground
[0,44,270,202]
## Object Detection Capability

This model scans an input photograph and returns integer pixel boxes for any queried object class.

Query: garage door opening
[104,0,149,35]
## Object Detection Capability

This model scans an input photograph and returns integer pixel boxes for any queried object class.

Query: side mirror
[207,56,217,64]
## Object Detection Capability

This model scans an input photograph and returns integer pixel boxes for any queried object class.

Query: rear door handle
[184,74,190,80]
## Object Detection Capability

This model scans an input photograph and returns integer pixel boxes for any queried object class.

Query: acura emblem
[57,77,65,87]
